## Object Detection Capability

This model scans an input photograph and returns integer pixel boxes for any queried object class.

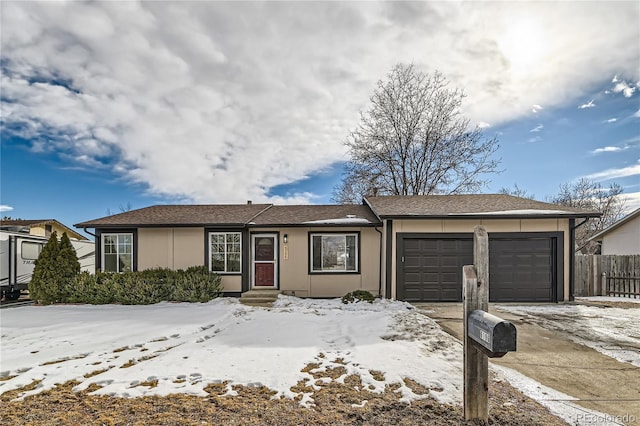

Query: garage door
[397,234,558,302]
[489,238,555,302]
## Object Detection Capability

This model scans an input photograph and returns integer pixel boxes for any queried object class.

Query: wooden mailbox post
[463,225,517,421]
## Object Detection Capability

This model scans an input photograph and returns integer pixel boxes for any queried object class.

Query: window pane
[312,236,322,271]
[311,234,358,272]
[21,242,42,260]
[255,237,274,261]
[104,235,116,254]
[119,241,131,254]
[210,232,242,272]
[323,235,345,270]
[227,253,241,272]
[119,254,132,272]
[103,234,133,272]
[104,254,118,272]
[211,253,225,271]
[346,235,356,271]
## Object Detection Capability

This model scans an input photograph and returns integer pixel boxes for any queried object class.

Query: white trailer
[0,231,95,300]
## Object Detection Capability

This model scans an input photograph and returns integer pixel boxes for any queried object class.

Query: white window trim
[310,233,359,273]
[209,232,242,274]
[101,233,134,273]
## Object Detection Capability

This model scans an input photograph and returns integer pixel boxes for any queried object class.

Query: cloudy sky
[1,1,639,229]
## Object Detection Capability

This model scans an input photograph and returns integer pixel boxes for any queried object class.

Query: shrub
[64,266,222,305]
[30,231,83,304]
[57,232,81,299]
[341,290,376,304]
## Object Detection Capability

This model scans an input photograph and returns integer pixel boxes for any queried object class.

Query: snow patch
[302,217,371,224]
[0,296,460,406]
[497,304,640,367]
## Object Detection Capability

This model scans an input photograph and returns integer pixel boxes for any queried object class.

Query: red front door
[252,234,277,288]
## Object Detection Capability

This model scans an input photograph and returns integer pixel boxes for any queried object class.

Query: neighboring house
[75,195,598,303]
[588,208,640,255]
[0,219,88,241]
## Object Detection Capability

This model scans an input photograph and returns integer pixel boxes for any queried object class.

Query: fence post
[464,226,489,421]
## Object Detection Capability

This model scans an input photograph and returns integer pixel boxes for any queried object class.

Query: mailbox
[467,310,516,358]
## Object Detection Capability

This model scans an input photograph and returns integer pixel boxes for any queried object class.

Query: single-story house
[74,194,599,303]
[588,208,640,255]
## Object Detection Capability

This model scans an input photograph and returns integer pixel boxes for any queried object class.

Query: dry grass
[40,353,88,366]
[0,356,568,426]
[84,368,111,379]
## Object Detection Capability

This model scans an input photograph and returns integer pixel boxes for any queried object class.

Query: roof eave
[248,222,381,228]
[588,208,640,241]
[75,223,250,229]
[375,213,601,220]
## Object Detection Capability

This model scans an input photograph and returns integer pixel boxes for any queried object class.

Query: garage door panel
[404,256,422,267]
[398,235,556,303]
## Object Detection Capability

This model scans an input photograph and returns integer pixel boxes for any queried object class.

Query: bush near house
[29,231,81,304]
[341,290,375,304]
[61,266,222,305]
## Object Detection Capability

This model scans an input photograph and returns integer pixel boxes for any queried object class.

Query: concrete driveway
[415,303,640,424]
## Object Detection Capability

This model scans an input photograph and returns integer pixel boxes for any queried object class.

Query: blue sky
[1,2,639,239]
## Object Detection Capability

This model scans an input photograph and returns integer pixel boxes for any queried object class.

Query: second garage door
[397,234,559,303]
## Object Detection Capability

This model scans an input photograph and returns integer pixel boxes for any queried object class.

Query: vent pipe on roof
[247,200,252,205]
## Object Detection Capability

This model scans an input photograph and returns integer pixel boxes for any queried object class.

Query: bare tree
[106,202,133,216]
[498,184,535,199]
[550,178,626,254]
[332,64,500,203]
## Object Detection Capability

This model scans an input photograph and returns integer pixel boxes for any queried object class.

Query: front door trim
[251,233,279,289]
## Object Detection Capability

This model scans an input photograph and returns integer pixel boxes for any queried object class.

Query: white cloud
[477,121,491,129]
[0,205,14,213]
[613,80,637,98]
[585,161,640,181]
[612,75,619,83]
[530,124,544,132]
[635,109,640,118]
[1,2,639,204]
[590,146,622,154]
[621,191,640,212]
[605,118,617,123]
[528,136,542,143]
[578,99,596,109]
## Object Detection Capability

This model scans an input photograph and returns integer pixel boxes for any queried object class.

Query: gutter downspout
[569,218,590,302]
[374,225,383,298]
[82,228,96,238]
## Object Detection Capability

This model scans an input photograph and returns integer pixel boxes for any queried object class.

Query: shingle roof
[1,219,54,227]
[252,205,380,226]
[74,204,272,228]
[364,194,601,218]
[75,194,601,229]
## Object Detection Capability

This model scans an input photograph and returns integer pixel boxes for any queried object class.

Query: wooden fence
[574,255,640,298]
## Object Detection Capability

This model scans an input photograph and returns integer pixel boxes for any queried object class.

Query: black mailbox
[467,310,517,358]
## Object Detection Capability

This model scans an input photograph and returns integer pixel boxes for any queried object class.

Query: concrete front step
[240,289,281,306]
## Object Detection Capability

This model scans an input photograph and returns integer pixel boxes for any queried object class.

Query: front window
[21,242,43,260]
[210,232,241,273]
[102,233,133,272]
[310,233,359,273]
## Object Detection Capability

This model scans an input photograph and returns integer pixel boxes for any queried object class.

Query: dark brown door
[252,235,277,288]
[397,235,556,303]
[489,238,556,302]
[399,237,473,302]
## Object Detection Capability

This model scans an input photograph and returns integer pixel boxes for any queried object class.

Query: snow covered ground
[497,299,640,367]
[1,296,634,425]
[0,297,463,406]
